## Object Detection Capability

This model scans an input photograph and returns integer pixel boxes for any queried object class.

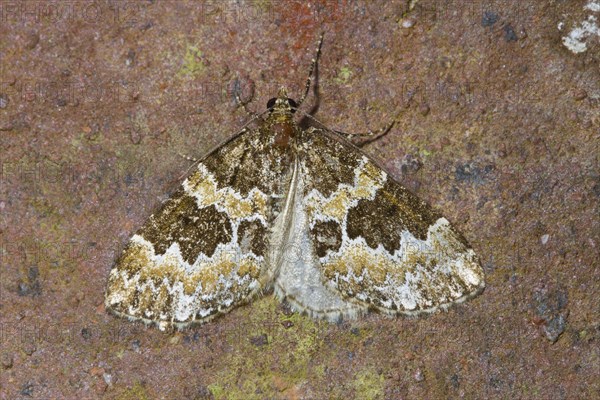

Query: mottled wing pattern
[300,129,485,315]
[105,128,287,329]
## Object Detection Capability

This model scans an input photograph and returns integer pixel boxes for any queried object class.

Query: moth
[105,35,485,330]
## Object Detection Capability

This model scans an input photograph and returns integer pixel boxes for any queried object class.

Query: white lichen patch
[585,1,600,12]
[561,2,600,54]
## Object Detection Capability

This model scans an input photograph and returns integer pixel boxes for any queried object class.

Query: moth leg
[175,152,203,181]
[296,32,325,108]
[335,118,397,146]
[177,152,198,163]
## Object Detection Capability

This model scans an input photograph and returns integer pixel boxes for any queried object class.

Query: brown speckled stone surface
[1,1,598,399]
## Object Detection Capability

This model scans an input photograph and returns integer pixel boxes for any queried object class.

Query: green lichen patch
[207,297,331,399]
[334,66,353,85]
[115,381,151,400]
[353,368,385,400]
[178,45,207,78]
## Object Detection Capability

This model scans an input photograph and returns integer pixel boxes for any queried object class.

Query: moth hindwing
[106,47,484,331]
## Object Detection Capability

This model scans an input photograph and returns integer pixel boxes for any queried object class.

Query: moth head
[267,87,297,113]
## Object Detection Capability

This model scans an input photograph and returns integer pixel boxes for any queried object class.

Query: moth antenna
[296,109,400,146]
[296,31,324,108]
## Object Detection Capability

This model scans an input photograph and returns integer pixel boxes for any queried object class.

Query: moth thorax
[272,119,297,149]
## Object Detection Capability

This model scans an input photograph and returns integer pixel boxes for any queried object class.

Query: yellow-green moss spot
[314,364,326,379]
[353,368,385,400]
[69,132,84,150]
[253,0,271,13]
[30,197,56,218]
[178,44,206,78]
[115,381,150,400]
[207,384,225,399]
[70,128,106,152]
[335,67,353,85]
[206,297,329,399]
[116,348,125,359]
[279,311,325,381]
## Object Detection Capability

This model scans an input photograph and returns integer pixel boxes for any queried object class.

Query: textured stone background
[1,1,598,399]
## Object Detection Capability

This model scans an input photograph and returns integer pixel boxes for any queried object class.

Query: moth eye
[267,98,277,109]
[287,98,298,112]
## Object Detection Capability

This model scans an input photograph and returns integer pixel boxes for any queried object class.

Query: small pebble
[533,285,568,343]
[281,320,294,329]
[504,24,518,42]
[482,11,499,27]
[414,368,424,382]
[21,382,34,396]
[450,374,460,388]
[401,19,414,29]
[544,314,567,343]
[103,373,113,386]
[419,103,430,116]
[0,94,8,109]
[131,339,141,353]
[541,234,550,245]
[81,328,92,340]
